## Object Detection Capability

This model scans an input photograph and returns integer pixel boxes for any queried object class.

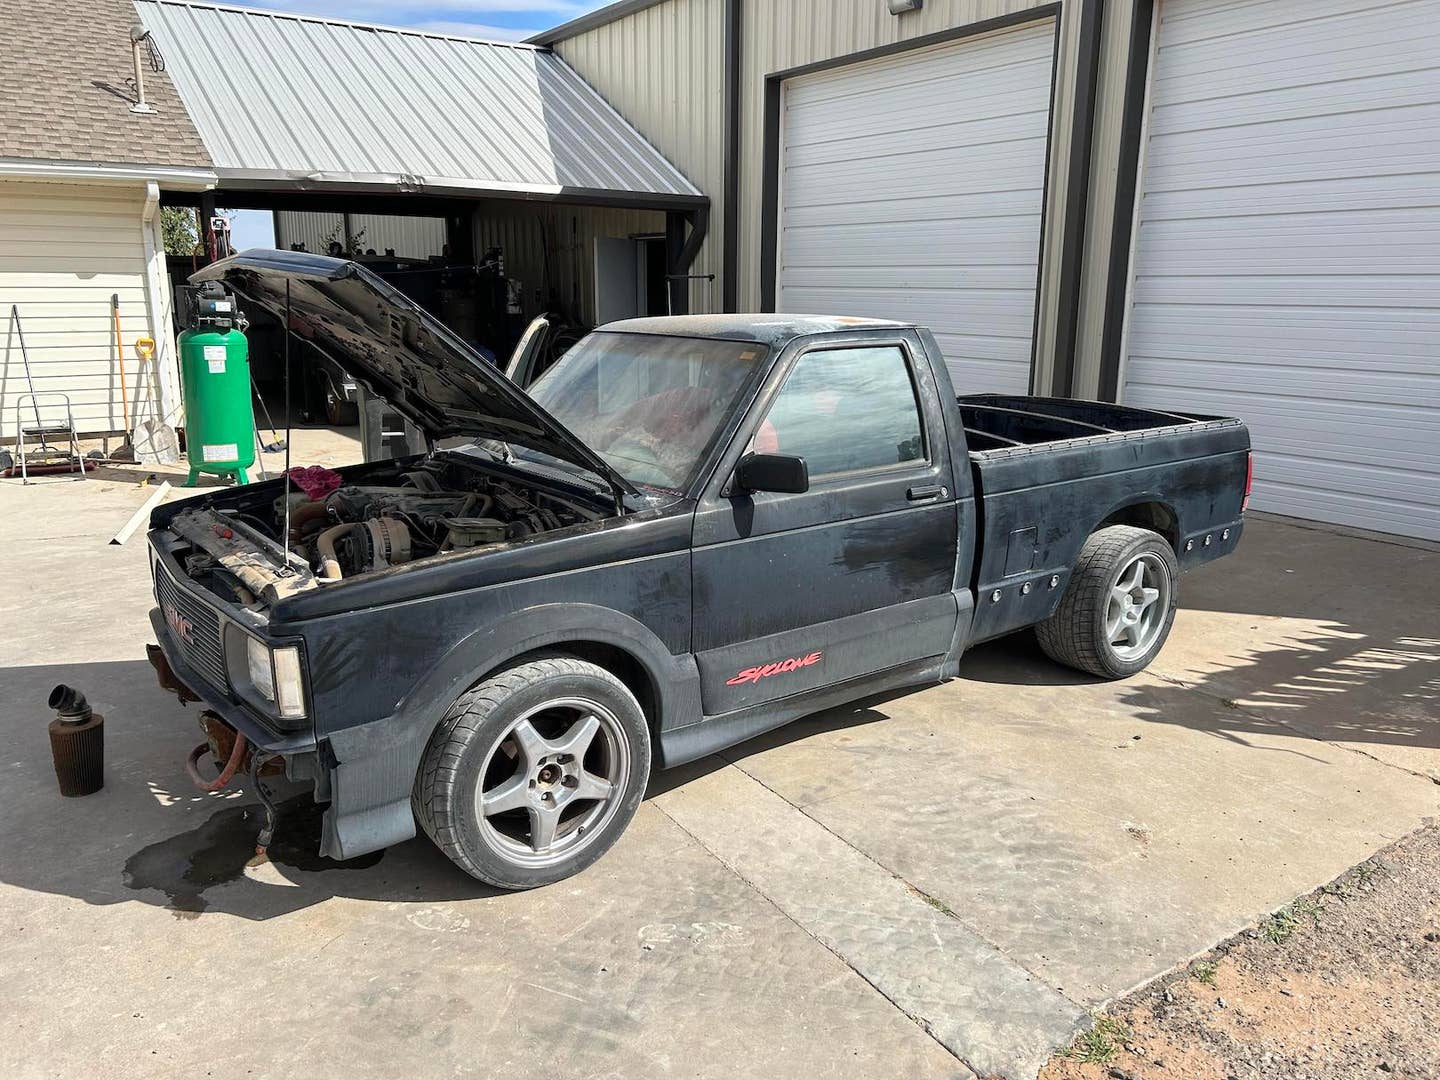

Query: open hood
[190,250,638,502]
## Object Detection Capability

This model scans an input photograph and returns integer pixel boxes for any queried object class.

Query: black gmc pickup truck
[148,250,1250,888]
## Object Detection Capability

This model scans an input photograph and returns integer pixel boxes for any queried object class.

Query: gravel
[1042,823,1440,1080]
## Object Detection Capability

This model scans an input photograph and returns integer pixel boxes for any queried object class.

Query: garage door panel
[1132,216,1440,276]
[784,142,1048,202]
[778,21,1054,395]
[1139,174,1440,221]
[786,109,1050,167]
[1149,68,1437,138]
[1157,0,1382,43]
[1123,0,1440,540]
[786,29,1053,108]
[1126,354,1440,408]
[1133,273,1440,311]
[785,189,1041,230]
[1123,382,1440,475]
[1153,4,1434,92]
[781,265,1038,291]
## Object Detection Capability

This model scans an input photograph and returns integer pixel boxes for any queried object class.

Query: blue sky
[226,0,613,248]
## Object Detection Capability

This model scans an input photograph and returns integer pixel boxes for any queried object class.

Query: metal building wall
[1070,0,1142,398]
[555,0,1102,394]
[273,211,447,259]
[553,0,725,316]
[473,203,667,327]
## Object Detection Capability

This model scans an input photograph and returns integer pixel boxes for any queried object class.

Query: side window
[752,346,925,479]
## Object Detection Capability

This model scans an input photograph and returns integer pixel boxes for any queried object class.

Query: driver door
[690,332,960,716]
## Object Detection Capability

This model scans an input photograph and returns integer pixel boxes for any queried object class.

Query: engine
[164,459,604,609]
[280,465,598,581]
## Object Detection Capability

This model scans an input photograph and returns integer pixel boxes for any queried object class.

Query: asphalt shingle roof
[1,0,211,167]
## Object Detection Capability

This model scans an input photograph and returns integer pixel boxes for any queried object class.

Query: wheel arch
[1096,497,1181,552]
[403,603,701,749]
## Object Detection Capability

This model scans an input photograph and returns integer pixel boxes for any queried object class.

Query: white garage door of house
[1123,0,1440,541]
[777,20,1056,395]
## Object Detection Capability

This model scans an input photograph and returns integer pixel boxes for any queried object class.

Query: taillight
[1242,452,1253,512]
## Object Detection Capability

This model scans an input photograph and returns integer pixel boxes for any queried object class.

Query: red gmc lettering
[726,651,822,686]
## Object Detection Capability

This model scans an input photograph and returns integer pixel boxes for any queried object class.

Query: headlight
[246,636,275,702]
[230,627,307,723]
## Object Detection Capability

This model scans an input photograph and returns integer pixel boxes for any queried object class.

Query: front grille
[154,559,228,691]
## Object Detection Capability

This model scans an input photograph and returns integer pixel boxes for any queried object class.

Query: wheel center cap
[536,762,561,787]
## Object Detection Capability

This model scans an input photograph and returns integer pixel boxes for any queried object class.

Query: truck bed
[956,393,1249,647]
[957,394,1219,452]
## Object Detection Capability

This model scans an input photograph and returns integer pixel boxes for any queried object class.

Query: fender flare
[319,604,701,860]
[396,602,700,741]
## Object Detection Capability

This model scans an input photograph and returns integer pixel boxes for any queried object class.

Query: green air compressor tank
[178,286,256,486]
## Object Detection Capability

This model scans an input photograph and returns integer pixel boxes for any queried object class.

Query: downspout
[139,181,182,430]
[720,0,742,312]
[665,206,710,315]
[1049,0,1105,397]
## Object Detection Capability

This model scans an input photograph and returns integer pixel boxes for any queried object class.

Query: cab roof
[597,313,910,346]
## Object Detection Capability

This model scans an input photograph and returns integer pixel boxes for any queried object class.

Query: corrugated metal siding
[555,0,1085,391]
[474,203,666,327]
[1120,0,1440,540]
[0,182,157,439]
[1070,0,1140,398]
[135,0,701,199]
[554,0,724,314]
[274,212,447,258]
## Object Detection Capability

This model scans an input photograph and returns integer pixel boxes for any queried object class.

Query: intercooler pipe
[185,719,248,792]
[316,522,358,580]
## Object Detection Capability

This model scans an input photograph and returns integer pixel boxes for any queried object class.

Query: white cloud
[409,20,541,40]
[241,0,587,17]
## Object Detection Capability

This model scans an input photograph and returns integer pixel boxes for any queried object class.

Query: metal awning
[134,0,704,208]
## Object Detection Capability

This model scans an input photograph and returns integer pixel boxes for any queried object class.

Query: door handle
[907,484,944,501]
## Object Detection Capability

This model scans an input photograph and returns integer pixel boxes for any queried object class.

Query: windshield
[521,331,768,494]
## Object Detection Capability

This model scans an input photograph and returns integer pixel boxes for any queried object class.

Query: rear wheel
[1036,525,1178,679]
[413,656,651,889]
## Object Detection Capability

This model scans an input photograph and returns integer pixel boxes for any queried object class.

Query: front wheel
[413,656,651,889]
[1035,525,1179,679]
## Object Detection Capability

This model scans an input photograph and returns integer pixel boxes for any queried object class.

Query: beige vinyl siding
[0,181,161,440]
[273,211,448,259]
[557,0,1097,395]
[553,0,725,315]
[474,203,667,327]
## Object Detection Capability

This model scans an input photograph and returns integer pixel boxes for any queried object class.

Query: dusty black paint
[146,308,1249,863]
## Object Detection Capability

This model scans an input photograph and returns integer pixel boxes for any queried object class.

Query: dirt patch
[1042,823,1440,1080]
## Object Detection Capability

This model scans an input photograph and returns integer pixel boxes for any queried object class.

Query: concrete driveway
[2,468,1435,1080]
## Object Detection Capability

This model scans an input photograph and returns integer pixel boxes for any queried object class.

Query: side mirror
[734,452,809,494]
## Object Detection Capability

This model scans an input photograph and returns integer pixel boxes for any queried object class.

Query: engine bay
[164,456,607,609]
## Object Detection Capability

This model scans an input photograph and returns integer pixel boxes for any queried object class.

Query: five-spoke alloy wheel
[413,656,651,889]
[1036,524,1180,679]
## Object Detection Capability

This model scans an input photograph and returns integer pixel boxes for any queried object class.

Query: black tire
[412,656,651,889]
[1035,525,1179,679]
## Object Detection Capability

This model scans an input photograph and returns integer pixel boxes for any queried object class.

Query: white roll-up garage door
[776,20,1057,395]
[1122,0,1440,541]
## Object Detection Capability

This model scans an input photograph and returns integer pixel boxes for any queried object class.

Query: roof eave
[0,157,218,190]
[208,169,707,210]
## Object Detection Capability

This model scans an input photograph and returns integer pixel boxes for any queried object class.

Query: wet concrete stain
[123,797,383,916]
